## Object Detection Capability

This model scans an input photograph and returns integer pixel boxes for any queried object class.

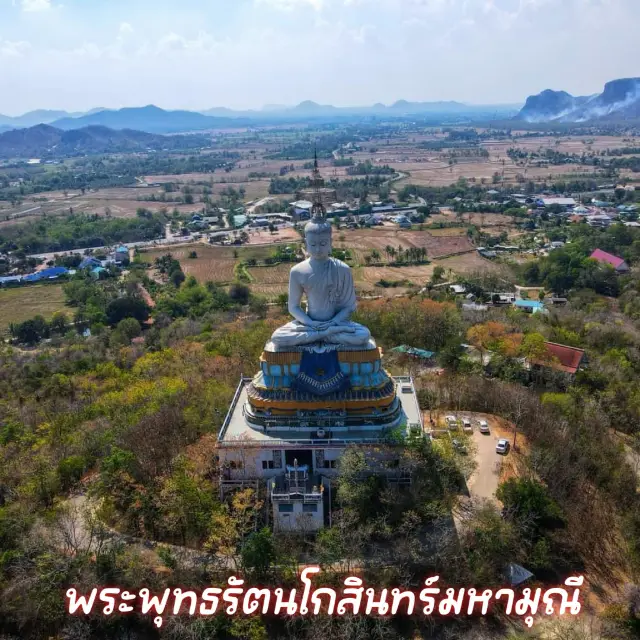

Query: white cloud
[0,38,31,57]
[21,0,51,12]
[2,0,640,113]
[256,0,324,11]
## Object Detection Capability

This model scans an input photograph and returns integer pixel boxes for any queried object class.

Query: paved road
[28,235,202,262]
[467,430,504,502]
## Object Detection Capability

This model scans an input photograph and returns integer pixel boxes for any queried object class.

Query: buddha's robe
[270,257,371,349]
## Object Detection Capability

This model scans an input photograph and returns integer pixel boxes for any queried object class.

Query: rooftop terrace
[218,376,422,447]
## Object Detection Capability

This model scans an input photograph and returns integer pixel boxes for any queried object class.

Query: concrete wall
[273,500,324,532]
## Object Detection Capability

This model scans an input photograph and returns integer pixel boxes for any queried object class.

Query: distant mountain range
[0,101,519,135]
[0,124,211,159]
[49,105,249,134]
[3,78,638,138]
[201,99,517,119]
[517,78,640,123]
[0,108,105,129]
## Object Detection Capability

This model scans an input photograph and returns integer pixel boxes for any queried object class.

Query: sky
[0,0,639,115]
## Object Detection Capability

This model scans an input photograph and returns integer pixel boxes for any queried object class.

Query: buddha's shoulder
[290,260,312,276]
[329,257,351,270]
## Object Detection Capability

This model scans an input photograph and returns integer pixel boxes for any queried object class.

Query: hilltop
[518,77,640,123]
[0,123,211,158]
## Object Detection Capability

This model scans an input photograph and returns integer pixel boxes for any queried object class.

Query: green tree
[170,269,186,287]
[249,296,268,319]
[10,315,49,345]
[106,296,150,326]
[519,332,549,362]
[49,311,68,335]
[110,317,142,347]
[276,293,289,313]
[431,265,445,284]
[229,283,251,305]
[496,477,563,536]
[241,528,276,580]
[57,455,86,490]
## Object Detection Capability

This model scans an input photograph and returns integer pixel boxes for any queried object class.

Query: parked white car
[496,438,510,454]
[462,417,472,431]
[478,420,490,434]
[445,415,458,430]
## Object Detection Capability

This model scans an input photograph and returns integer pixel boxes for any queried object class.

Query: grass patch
[0,284,74,332]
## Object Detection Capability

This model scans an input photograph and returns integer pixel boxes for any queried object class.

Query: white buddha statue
[269,215,372,349]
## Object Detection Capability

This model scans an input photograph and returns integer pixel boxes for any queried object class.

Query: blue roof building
[23,267,69,282]
[79,256,102,270]
[514,299,545,314]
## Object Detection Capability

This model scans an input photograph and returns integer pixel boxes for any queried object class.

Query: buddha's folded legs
[270,321,327,347]
[270,321,371,348]
[323,322,371,346]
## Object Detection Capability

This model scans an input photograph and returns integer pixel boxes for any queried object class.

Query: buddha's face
[306,230,332,261]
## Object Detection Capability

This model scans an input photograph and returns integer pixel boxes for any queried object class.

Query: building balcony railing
[271,489,324,502]
[270,472,324,502]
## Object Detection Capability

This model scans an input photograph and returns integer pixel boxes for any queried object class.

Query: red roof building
[589,249,630,273]
[536,342,586,375]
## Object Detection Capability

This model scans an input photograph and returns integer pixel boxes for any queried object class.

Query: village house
[529,342,586,383]
[513,299,546,314]
[586,214,613,228]
[291,200,313,220]
[589,249,630,273]
[537,197,576,210]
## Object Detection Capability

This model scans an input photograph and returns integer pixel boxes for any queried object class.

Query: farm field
[247,263,292,296]
[144,245,236,283]
[0,284,73,332]
[357,264,435,286]
[393,159,593,188]
[141,227,506,300]
[0,186,203,225]
[436,252,508,275]
[334,227,474,262]
[142,241,300,286]
[426,227,468,237]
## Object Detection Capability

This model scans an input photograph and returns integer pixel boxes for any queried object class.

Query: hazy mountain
[0,124,212,159]
[0,109,86,128]
[517,78,640,123]
[291,100,339,114]
[0,99,521,135]
[200,106,259,118]
[201,100,519,120]
[51,105,247,134]
[0,108,108,129]
[388,100,473,113]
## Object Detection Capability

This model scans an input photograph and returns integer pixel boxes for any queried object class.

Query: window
[278,503,294,513]
[323,460,337,469]
[302,503,317,513]
[262,460,275,470]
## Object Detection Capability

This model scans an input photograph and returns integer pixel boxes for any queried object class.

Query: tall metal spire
[310,144,326,221]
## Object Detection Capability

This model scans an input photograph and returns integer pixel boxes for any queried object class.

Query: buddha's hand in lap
[310,322,332,331]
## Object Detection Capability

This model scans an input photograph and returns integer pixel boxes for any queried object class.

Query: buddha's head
[304,216,332,261]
